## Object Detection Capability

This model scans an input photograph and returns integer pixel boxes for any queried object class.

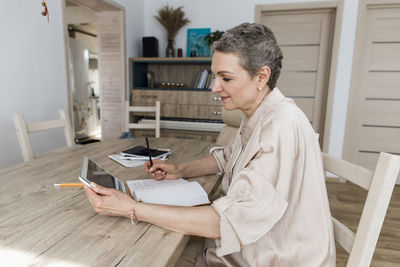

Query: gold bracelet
[130,207,139,225]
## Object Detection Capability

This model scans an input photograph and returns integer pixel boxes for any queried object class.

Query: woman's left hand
[83,182,136,218]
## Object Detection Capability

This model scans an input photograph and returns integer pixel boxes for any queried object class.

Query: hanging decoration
[41,0,50,22]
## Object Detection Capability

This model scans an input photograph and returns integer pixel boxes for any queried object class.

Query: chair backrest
[322,152,400,267]
[13,109,74,162]
[126,100,160,138]
[216,108,245,146]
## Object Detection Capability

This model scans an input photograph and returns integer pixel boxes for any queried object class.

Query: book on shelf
[195,69,209,89]
[208,77,215,89]
[126,178,210,206]
[204,72,213,89]
[193,71,202,88]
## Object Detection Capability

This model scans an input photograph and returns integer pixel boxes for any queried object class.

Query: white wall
[143,0,358,158]
[326,0,358,158]
[0,0,69,167]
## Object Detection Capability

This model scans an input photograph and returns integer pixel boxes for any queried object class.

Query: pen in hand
[145,137,153,167]
[145,137,166,179]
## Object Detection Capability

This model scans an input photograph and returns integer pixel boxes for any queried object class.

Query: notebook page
[128,178,188,190]
[133,181,210,206]
[127,178,188,198]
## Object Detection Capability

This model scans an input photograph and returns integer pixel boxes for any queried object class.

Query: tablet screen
[80,156,126,192]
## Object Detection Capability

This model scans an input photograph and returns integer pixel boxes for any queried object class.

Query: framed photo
[186,28,211,57]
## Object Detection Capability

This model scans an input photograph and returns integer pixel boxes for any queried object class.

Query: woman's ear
[258,66,271,88]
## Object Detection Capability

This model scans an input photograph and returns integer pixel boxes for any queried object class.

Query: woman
[84,23,336,266]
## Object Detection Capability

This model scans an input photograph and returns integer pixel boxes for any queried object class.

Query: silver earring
[258,87,262,91]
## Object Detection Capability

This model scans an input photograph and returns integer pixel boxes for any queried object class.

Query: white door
[344,3,400,182]
[258,8,335,145]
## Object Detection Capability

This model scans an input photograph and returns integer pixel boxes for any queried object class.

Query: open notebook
[126,178,210,206]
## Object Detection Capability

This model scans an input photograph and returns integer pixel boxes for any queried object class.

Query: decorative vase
[166,39,175,57]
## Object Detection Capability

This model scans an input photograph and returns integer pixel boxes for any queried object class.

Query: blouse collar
[240,88,286,146]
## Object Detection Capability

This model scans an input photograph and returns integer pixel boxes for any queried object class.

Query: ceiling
[66,0,122,12]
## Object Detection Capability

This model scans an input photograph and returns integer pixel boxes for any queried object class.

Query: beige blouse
[209,88,336,266]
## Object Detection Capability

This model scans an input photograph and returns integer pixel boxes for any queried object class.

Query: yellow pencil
[54,183,83,187]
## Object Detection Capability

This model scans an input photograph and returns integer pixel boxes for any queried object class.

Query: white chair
[322,152,400,266]
[125,100,160,138]
[13,109,74,162]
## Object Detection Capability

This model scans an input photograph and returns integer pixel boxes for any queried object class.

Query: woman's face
[211,51,266,117]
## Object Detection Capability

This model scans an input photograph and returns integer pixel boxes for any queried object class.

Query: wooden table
[0,138,221,266]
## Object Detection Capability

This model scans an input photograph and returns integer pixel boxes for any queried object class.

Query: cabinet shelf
[133,87,212,92]
[131,57,211,64]
[129,57,211,89]
[129,57,221,142]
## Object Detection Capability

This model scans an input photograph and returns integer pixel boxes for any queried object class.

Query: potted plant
[205,30,225,47]
[154,5,190,57]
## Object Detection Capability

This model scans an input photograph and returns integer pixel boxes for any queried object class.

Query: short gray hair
[213,23,283,89]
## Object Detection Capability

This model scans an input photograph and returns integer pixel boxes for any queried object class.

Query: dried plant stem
[154,5,190,40]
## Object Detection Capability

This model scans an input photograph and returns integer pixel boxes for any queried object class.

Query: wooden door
[259,9,335,143]
[344,3,400,180]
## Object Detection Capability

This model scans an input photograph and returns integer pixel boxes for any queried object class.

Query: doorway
[67,18,100,143]
[63,0,126,141]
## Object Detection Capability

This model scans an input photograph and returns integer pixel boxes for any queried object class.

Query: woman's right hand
[144,159,183,180]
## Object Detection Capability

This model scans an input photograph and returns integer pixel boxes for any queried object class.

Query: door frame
[61,0,126,139]
[255,0,344,152]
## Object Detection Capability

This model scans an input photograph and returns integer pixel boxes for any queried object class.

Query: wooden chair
[13,109,74,162]
[125,100,160,138]
[322,152,400,266]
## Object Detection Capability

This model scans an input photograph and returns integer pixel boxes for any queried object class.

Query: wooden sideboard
[129,58,223,141]
[131,89,222,120]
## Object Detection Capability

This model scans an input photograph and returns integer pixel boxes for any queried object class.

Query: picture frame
[186,28,211,57]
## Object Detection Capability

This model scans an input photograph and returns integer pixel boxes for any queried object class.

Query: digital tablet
[79,156,127,193]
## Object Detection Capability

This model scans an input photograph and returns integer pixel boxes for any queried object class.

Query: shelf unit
[130,57,212,90]
[129,57,223,141]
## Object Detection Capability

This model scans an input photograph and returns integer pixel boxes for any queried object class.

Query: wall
[143,0,358,158]
[0,0,69,167]
[326,0,358,159]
